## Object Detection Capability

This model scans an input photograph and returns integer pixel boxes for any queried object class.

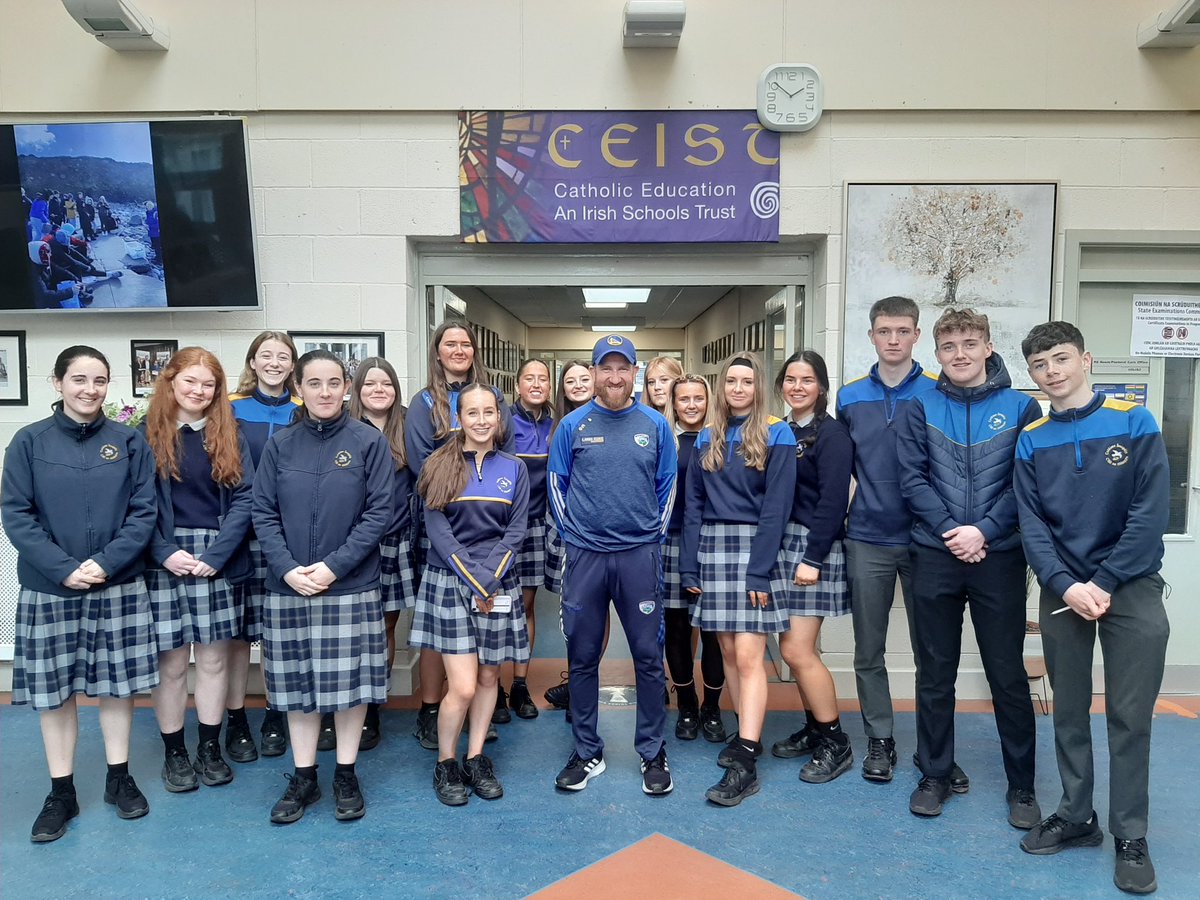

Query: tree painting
[884,187,1026,305]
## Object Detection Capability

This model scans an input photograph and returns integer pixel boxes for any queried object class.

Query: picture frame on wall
[0,330,28,405]
[288,332,385,382]
[842,181,1058,390]
[130,339,178,398]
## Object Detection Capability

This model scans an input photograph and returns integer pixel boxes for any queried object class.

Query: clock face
[757,64,823,132]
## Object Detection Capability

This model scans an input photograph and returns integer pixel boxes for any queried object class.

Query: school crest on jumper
[99,443,119,461]
[633,433,650,448]
[1105,443,1129,467]
[334,450,353,468]
[496,476,513,493]
[988,413,1007,431]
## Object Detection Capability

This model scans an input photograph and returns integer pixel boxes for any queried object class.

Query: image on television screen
[17,122,166,309]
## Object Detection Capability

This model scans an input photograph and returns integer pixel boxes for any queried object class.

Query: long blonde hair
[664,374,710,445]
[641,356,684,412]
[702,354,770,473]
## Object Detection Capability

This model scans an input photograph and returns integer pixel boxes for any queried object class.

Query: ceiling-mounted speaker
[623,1,686,48]
[60,0,169,51]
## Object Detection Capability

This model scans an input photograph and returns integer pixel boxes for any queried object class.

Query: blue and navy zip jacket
[667,430,700,536]
[511,401,553,521]
[680,416,797,595]
[788,415,854,571]
[548,400,677,553]
[142,422,255,584]
[228,388,302,468]
[403,382,515,477]
[897,353,1041,553]
[424,449,530,598]
[1015,392,1169,597]
[836,361,938,546]
[2,404,157,596]
[251,410,394,596]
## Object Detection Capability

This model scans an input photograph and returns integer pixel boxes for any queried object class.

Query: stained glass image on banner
[459,111,780,244]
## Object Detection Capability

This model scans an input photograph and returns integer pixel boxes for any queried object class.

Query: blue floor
[1,704,1195,898]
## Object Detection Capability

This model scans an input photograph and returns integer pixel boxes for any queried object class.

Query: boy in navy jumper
[1014,322,1169,896]
[836,295,939,783]
[897,308,1041,826]
[548,334,677,796]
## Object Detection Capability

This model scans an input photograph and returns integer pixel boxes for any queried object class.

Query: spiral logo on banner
[750,181,780,219]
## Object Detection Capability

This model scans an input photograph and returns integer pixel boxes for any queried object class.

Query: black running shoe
[225,718,259,764]
[861,737,897,782]
[1006,787,1042,830]
[492,685,512,724]
[509,681,539,719]
[911,752,970,793]
[161,748,199,793]
[555,752,606,791]
[800,738,853,784]
[641,747,674,795]
[332,770,366,820]
[462,754,504,800]
[705,759,759,807]
[434,759,469,806]
[413,707,439,751]
[544,674,571,710]
[700,705,727,743]
[909,776,951,817]
[1114,837,1157,895]
[485,722,499,743]
[270,773,321,824]
[675,708,700,741]
[260,710,288,758]
[30,791,79,843]
[771,728,819,759]
[1020,812,1104,855]
[359,704,381,752]
[194,739,234,787]
[104,772,149,819]
[316,712,336,751]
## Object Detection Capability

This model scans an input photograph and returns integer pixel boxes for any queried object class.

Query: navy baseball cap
[592,334,638,366]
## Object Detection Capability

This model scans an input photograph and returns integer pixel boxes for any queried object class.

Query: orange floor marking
[529,833,802,900]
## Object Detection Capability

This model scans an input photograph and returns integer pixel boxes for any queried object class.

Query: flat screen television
[0,117,261,312]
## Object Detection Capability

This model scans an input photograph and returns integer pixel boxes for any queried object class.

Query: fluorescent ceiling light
[583,288,650,305]
[590,325,638,332]
[584,301,628,309]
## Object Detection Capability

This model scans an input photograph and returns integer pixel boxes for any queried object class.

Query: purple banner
[459,111,780,243]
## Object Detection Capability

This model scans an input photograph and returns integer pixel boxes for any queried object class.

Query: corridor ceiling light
[584,302,628,309]
[1138,0,1200,47]
[61,0,170,50]
[623,0,685,47]
[590,325,638,332]
[583,288,651,305]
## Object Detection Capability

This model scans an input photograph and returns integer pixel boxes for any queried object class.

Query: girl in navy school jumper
[226,330,300,761]
[142,348,255,795]
[662,374,727,744]
[347,355,416,750]
[403,321,514,748]
[2,346,158,842]
[681,353,796,807]
[773,350,855,784]
[411,384,530,806]
[503,358,554,722]
[252,350,393,825]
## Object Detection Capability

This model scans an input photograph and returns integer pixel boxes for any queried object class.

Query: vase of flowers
[103,399,148,427]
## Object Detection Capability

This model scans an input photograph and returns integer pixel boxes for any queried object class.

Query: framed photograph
[130,339,178,397]
[843,182,1058,390]
[0,331,28,405]
[289,332,385,382]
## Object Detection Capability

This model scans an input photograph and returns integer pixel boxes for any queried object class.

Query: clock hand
[773,81,799,98]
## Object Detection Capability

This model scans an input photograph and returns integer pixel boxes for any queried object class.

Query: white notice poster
[1131,294,1200,357]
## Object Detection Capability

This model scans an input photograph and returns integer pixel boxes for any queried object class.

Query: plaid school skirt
[773,522,851,618]
[410,566,529,667]
[380,532,418,613]
[544,523,566,594]
[232,537,267,643]
[147,527,242,652]
[516,510,556,591]
[262,588,388,713]
[690,522,789,634]
[12,581,159,710]
[661,532,692,611]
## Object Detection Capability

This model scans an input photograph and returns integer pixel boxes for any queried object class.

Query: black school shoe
[270,773,321,824]
[911,752,970,793]
[492,685,512,724]
[675,708,700,741]
[161,748,199,793]
[1020,812,1104,855]
[909,776,952,817]
[862,737,897,782]
[799,738,853,784]
[104,772,149,819]
[434,759,469,806]
[1006,788,1042,830]
[316,713,336,751]
[771,728,819,759]
[700,705,727,743]
[705,758,760,807]
[359,704,381,752]
[413,706,439,750]
[30,791,79,843]
[260,710,287,757]
[225,718,259,764]
[332,770,366,821]
[544,674,571,710]
[193,739,234,787]
[509,681,539,719]
[1114,838,1157,895]
[462,753,504,800]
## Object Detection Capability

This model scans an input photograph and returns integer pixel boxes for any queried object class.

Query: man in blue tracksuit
[548,334,677,796]
[836,295,938,783]
[1014,321,1169,896]
[897,308,1041,826]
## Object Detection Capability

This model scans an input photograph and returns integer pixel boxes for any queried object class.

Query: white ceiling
[452,284,733,330]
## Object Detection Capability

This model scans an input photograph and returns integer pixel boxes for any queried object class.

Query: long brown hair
[234,331,297,395]
[425,321,488,440]
[550,359,592,439]
[145,347,243,486]
[348,356,407,469]
[702,353,770,473]
[417,384,497,511]
[641,356,683,412]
